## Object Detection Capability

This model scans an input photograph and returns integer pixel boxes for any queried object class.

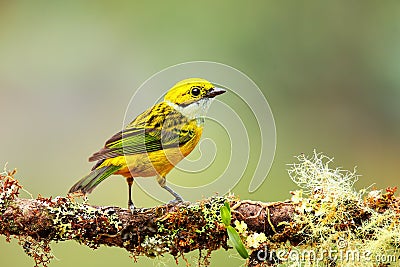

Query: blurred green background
[0,1,399,266]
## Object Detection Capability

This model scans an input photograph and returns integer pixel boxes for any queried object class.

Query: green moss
[137,196,229,260]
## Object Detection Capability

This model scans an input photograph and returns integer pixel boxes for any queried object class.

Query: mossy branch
[0,170,294,266]
[1,152,399,267]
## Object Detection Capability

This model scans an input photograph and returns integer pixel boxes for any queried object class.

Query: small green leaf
[220,206,231,226]
[224,201,231,213]
[227,226,249,259]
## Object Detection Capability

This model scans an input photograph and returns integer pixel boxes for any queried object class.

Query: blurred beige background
[0,1,399,266]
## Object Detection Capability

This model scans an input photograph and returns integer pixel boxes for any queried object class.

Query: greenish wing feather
[88,104,195,162]
[69,165,121,194]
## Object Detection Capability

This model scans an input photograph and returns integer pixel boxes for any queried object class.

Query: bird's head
[164,78,225,106]
[164,78,226,119]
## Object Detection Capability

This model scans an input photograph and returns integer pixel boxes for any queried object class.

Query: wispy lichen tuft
[264,151,400,267]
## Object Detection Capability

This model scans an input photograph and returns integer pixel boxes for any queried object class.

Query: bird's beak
[206,87,226,98]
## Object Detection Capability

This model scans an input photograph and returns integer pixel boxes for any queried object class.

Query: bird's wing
[89,103,196,163]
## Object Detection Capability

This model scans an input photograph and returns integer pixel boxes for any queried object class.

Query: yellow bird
[69,78,226,209]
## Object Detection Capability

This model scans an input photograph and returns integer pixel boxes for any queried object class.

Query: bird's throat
[166,99,212,124]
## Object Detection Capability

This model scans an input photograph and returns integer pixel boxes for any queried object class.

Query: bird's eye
[191,87,201,96]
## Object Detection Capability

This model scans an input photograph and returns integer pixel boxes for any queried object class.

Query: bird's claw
[168,198,191,207]
[168,198,184,205]
[128,202,135,214]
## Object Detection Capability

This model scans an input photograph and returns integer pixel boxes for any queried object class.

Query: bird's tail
[69,165,121,194]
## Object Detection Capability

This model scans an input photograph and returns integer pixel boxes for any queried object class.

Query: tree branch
[1,152,399,267]
[0,169,296,266]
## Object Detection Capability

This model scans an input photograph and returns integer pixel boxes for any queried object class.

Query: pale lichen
[271,151,400,266]
[137,196,229,261]
[246,232,267,249]
[46,198,121,242]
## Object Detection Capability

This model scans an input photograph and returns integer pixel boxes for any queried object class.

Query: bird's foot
[128,201,135,214]
[168,196,188,206]
[168,199,181,205]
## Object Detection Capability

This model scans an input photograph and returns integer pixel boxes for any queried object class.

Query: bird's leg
[126,177,135,211]
[156,175,184,204]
